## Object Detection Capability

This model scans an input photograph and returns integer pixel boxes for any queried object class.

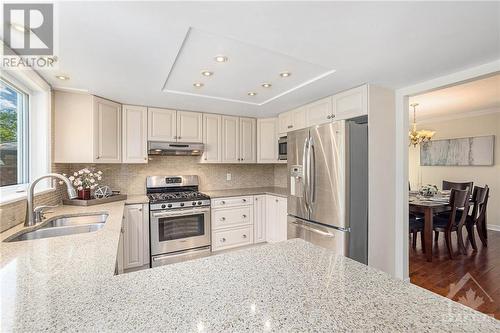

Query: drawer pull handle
[242,234,247,239]
[242,215,247,218]
[221,217,226,221]
[221,201,226,205]
[221,238,226,242]
[242,199,247,202]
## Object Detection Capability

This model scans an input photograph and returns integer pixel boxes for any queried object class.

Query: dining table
[409,193,453,262]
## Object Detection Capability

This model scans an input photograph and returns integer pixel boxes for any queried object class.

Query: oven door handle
[152,208,210,218]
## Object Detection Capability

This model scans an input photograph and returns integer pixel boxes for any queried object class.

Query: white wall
[409,111,500,229]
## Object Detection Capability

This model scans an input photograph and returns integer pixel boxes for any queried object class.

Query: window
[0,79,29,188]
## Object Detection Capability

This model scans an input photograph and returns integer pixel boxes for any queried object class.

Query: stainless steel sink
[4,213,108,242]
[43,213,108,228]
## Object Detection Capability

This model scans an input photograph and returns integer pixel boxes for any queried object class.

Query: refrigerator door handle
[302,136,310,212]
[290,220,335,237]
[309,137,316,205]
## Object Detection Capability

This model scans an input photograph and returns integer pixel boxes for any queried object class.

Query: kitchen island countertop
[1,202,499,332]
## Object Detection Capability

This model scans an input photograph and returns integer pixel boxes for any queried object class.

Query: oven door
[150,207,211,256]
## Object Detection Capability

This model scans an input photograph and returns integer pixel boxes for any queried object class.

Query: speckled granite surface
[1,204,498,331]
[204,186,287,199]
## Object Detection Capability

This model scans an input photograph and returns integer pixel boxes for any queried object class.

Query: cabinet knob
[242,198,246,202]
[276,199,279,203]
[331,114,335,118]
[178,136,181,139]
[221,201,226,205]
[242,234,247,239]
[287,125,293,129]
[144,157,147,161]
[96,156,100,160]
[221,217,226,221]
[327,115,332,119]
[242,214,247,218]
[204,157,207,160]
[139,208,142,212]
[221,238,226,242]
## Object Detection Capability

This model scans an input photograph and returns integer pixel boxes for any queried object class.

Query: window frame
[0,77,30,190]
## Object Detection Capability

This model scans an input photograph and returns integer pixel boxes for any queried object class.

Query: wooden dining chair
[409,215,425,252]
[465,185,489,250]
[442,180,473,192]
[432,188,469,259]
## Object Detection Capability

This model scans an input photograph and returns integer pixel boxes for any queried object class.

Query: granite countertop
[1,202,498,333]
[124,194,149,204]
[204,186,287,199]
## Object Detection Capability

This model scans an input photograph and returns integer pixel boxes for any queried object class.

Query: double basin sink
[5,213,108,242]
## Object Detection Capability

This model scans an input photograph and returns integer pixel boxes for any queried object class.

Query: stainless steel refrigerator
[287,118,368,264]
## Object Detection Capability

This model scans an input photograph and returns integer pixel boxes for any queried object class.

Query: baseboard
[487,225,500,232]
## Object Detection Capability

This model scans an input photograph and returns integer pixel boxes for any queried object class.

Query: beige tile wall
[274,164,287,188]
[67,156,278,194]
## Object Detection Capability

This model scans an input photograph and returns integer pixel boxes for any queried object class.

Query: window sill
[0,187,56,206]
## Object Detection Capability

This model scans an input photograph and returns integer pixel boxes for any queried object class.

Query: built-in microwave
[278,136,287,160]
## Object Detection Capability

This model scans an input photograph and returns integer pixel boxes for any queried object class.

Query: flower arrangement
[60,168,103,191]
[419,184,438,197]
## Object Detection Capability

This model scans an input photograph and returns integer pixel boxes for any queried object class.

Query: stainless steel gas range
[147,175,211,267]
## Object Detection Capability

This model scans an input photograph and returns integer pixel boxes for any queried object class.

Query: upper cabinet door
[239,117,256,163]
[257,118,278,163]
[93,96,121,163]
[122,105,148,163]
[177,111,203,143]
[306,97,333,127]
[332,85,368,120]
[221,116,240,163]
[278,111,293,135]
[202,113,222,163]
[148,107,177,141]
[292,107,307,131]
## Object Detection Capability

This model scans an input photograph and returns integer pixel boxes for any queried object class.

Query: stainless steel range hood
[148,141,204,156]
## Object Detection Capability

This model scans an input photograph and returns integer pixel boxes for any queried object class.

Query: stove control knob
[161,204,166,209]
[192,201,196,206]
[180,203,185,207]
[197,201,202,205]
[167,204,172,208]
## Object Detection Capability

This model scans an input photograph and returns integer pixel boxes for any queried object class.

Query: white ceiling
[409,74,500,121]
[29,1,500,117]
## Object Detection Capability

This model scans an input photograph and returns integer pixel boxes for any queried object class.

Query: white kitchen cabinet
[278,107,307,135]
[201,113,222,163]
[54,91,122,163]
[306,96,333,127]
[253,195,267,243]
[257,118,279,163]
[122,105,148,163]
[122,204,150,270]
[265,195,288,243]
[147,107,177,141]
[239,117,256,163]
[93,97,122,163]
[211,196,254,251]
[177,111,203,143]
[332,85,368,120]
[221,115,240,163]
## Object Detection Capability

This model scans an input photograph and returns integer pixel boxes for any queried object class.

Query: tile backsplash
[66,156,282,195]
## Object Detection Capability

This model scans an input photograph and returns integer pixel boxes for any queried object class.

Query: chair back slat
[475,185,489,225]
[448,188,470,230]
[443,180,473,192]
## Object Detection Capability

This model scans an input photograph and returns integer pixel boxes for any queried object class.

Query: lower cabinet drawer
[212,225,254,251]
[212,206,253,229]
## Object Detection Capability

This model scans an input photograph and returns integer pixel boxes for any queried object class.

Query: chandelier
[409,103,435,147]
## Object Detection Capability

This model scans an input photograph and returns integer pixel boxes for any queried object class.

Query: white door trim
[394,59,500,280]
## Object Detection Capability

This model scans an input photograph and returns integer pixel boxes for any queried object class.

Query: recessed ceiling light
[193,82,204,88]
[201,70,213,77]
[261,83,272,88]
[279,71,291,78]
[55,75,70,80]
[248,92,257,96]
[214,55,228,63]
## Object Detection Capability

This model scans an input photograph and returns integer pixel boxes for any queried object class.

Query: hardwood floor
[410,229,500,319]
